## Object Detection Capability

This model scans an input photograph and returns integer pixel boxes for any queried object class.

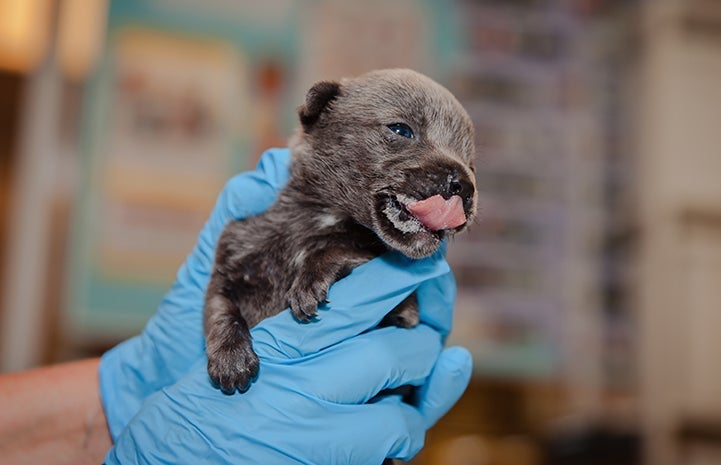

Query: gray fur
[204,69,477,394]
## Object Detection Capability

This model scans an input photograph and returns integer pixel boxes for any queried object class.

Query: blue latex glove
[105,250,473,464]
[99,148,292,439]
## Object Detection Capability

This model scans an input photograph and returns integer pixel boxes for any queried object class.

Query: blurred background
[1,0,721,464]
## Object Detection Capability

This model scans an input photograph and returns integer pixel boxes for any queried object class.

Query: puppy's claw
[291,305,319,323]
[219,384,236,396]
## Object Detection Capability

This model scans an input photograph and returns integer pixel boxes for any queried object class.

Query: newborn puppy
[204,69,477,394]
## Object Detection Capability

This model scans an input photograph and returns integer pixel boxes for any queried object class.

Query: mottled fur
[204,69,477,394]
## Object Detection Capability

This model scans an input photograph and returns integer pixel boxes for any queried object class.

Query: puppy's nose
[448,177,474,202]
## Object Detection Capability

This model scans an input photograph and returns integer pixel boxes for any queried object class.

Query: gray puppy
[204,69,477,394]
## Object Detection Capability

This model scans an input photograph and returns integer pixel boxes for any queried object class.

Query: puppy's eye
[387,123,414,139]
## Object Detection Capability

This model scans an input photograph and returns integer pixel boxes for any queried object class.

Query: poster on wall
[68,27,249,338]
[100,28,246,284]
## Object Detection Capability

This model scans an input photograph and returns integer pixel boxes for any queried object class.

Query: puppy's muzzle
[372,157,476,258]
[409,161,476,219]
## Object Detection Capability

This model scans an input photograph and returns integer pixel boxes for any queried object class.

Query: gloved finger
[340,349,472,463]
[416,346,473,429]
[251,248,450,358]
[360,395,427,462]
[297,325,442,403]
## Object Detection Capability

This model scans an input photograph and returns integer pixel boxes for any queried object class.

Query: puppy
[204,69,477,394]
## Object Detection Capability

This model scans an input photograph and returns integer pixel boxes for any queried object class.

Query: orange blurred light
[0,0,53,73]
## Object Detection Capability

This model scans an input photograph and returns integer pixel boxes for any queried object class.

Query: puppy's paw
[287,288,323,322]
[287,279,329,322]
[207,340,259,394]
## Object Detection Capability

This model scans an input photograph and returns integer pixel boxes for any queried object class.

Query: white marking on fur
[292,249,307,268]
[317,213,342,228]
[395,193,417,207]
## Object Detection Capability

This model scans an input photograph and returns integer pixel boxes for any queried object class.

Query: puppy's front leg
[287,249,368,322]
[204,271,259,394]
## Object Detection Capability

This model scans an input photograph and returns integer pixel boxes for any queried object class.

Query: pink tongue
[407,194,466,231]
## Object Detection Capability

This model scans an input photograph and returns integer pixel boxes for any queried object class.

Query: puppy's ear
[298,81,341,131]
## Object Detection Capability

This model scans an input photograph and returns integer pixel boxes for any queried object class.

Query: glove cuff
[99,337,147,441]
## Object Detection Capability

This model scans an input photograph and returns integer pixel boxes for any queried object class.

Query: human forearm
[0,358,112,465]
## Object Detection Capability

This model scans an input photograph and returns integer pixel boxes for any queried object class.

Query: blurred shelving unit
[448,0,638,401]
[422,0,642,464]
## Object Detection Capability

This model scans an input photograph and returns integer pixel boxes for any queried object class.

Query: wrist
[0,358,112,464]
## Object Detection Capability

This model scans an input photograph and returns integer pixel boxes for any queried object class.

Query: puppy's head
[290,68,477,259]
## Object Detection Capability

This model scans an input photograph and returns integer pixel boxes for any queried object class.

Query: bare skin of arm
[0,358,112,465]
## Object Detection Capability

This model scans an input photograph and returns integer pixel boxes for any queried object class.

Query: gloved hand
[99,148,292,439]
[105,249,473,464]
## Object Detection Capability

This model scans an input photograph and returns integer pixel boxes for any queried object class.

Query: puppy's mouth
[374,192,469,258]
[386,193,466,234]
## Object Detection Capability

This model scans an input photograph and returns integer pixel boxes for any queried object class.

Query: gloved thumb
[416,346,473,429]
